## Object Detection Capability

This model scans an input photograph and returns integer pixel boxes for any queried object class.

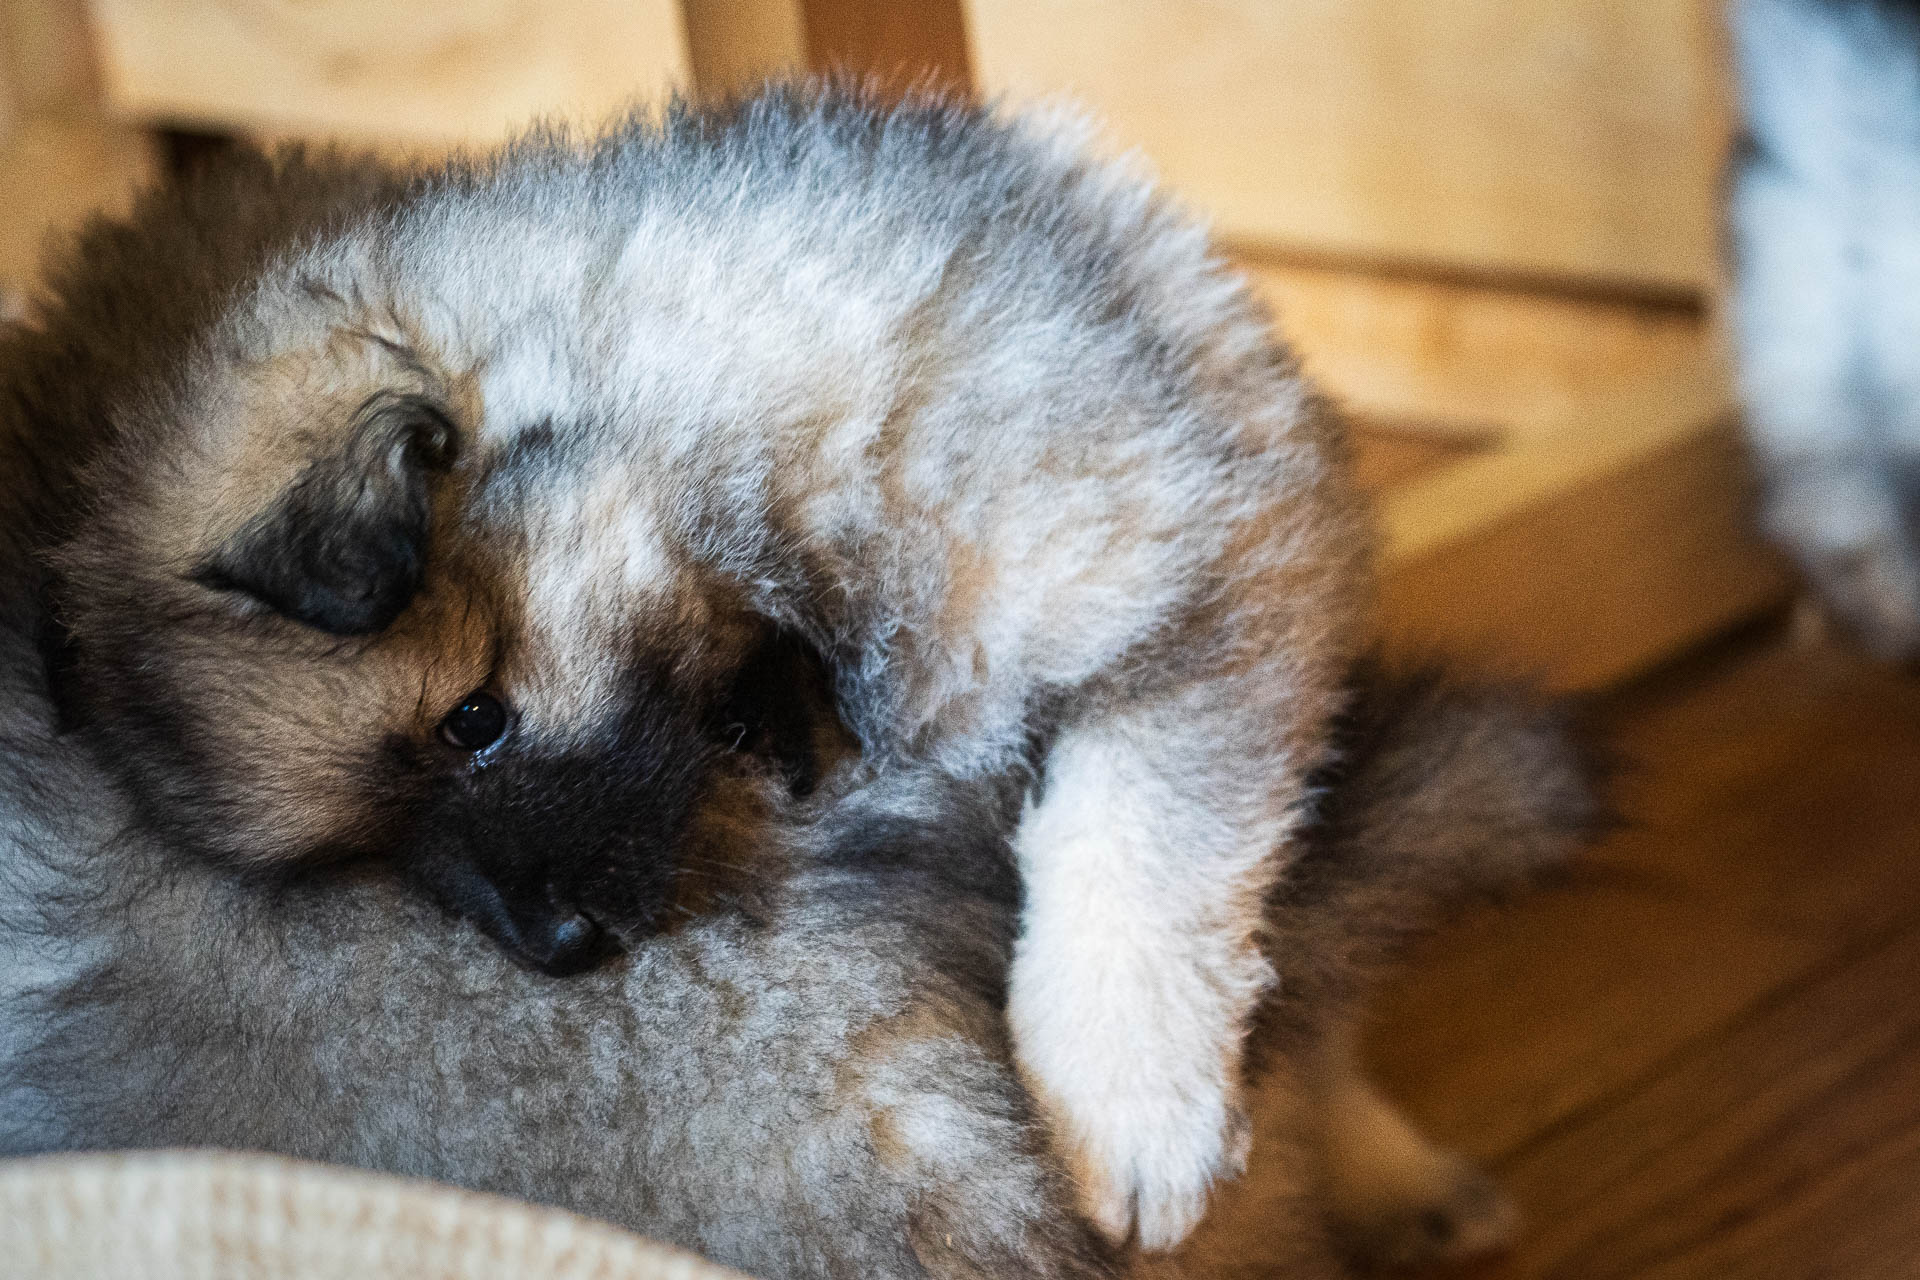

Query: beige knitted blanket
[0,1151,747,1280]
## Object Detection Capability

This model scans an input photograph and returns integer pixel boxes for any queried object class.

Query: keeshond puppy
[0,484,1599,1278]
[16,84,1366,1243]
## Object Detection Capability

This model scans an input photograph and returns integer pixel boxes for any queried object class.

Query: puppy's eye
[440,691,509,752]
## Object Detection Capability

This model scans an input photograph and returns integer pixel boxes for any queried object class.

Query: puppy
[0,476,1598,1277]
[16,84,1367,1243]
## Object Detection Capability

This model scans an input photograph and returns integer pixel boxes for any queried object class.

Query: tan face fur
[52,287,826,973]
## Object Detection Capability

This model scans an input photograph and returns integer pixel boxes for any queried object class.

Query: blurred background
[6,3,1919,1276]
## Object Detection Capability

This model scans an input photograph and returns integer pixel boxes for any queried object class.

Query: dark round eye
[439,691,509,752]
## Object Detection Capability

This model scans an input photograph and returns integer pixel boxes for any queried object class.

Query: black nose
[515,907,612,976]
[409,851,620,977]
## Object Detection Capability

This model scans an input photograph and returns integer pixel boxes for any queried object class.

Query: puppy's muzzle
[411,851,621,976]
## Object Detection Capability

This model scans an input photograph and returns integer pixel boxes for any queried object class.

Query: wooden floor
[1319,618,1920,1278]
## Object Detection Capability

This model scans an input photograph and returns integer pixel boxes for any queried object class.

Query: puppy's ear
[196,394,457,634]
[714,624,848,796]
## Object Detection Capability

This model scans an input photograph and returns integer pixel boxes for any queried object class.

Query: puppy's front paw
[1008,949,1257,1251]
[1005,733,1280,1252]
[1053,1078,1252,1250]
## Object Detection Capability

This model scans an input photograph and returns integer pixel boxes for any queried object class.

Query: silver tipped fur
[1728,0,1920,662]
[0,84,1597,1273]
[13,83,1368,1241]
[0,553,1599,1276]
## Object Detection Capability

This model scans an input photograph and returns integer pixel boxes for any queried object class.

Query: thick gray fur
[1729,0,1920,661]
[0,556,1596,1278]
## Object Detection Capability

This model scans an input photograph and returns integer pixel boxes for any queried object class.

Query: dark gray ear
[195,394,457,634]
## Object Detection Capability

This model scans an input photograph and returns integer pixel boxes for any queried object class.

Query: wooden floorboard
[1493,916,1920,1279]
[1364,624,1920,1153]
[1217,622,1920,1277]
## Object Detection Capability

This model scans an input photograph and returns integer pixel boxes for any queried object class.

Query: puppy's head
[49,310,834,976]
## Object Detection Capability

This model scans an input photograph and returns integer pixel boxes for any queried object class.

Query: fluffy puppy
[0,504,1597,1278]
[16,84,1366,1241]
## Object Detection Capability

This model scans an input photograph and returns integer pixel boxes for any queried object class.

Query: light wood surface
[680,0,972,103]
[86,0,690,142]
[967,0,1728,294]
[0,19,13,146]
[1249,261,1715,444]
[3,0,103,119]
[1375,417,1790,692]
[0,3,154,290]
[1267,259,1789,691]
[1347,414,1498,498]
[681,0,806,99]
[799,0,973,96]
[0,116,153,286]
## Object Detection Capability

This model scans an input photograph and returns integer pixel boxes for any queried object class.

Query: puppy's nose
[520,907,611,976]
[407,850,622,977]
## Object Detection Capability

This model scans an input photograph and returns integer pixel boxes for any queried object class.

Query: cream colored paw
[1005,718,1282,1251]
[1007,948,1257,1251]
[1052,1084,1252,1250]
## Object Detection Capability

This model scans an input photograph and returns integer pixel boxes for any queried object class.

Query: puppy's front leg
[1008,702,1297,1250]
